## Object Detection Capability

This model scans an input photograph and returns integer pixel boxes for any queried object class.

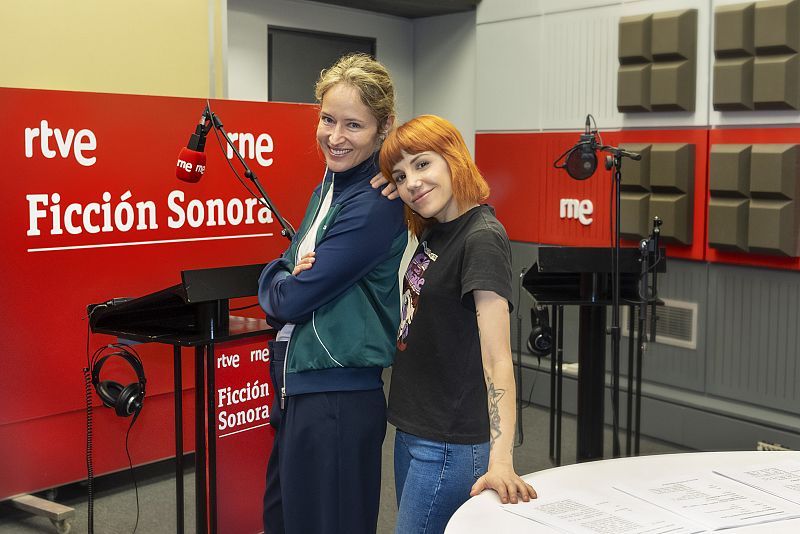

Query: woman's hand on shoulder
[470,463,537,504]
[370,172,399,200]
[292,251,316,276]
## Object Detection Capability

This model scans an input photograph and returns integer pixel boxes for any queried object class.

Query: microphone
[176,109,211,183]
[561,115,598,180]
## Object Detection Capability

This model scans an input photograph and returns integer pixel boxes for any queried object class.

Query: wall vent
[622,298,698,350]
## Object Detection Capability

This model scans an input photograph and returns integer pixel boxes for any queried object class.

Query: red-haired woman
[377,115,537,533]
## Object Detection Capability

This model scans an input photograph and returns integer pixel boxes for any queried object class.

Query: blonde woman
[258,54,406,534]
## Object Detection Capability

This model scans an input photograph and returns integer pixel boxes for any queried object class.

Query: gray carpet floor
[0,368,687,534]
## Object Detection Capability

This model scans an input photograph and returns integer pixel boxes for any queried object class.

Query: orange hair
[379,115,489,237]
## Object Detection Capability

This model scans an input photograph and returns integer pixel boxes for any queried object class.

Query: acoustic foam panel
[713,0,800,110]
[708,143,800,256]
[618,9,697,113]
[618,143,694,245]
[708,144,752,251]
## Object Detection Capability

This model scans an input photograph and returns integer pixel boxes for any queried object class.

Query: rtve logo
[25,120,97,167]
[559,198,593,226]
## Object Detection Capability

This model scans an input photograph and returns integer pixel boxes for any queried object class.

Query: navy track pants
[262,388,386,534]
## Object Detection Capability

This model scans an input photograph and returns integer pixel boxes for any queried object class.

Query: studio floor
[0,368,688,534]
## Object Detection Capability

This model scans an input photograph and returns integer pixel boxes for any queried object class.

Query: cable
[125,416,141,534]
[520,354,543,410]
[205,99,295,240]
[608,154,622,457]
[84,314,96,534]
[588,114,602,147]
[515,267,525,447]
[83,364,95,534]
[206,100,266,207]
[86,334,144,534]
[514,266,546,447]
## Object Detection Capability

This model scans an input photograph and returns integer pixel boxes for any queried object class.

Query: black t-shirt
[387,205,513,444]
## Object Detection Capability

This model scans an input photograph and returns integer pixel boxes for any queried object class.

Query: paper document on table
[501,489,704,534]
[713,460,800,506]
[615,472,800,530]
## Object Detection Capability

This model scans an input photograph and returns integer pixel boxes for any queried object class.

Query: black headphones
[91,344,146,418]
[528,304,553,357]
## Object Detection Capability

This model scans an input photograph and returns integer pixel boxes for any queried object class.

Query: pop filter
[563,135,598,180]
[554,115,599,180]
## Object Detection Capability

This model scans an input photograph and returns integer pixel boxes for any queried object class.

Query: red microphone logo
[177,108,211,183]
[176,147,206,183]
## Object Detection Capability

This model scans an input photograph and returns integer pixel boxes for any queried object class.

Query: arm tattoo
[486,377,505,449]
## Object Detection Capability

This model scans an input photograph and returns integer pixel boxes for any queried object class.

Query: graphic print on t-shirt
[397,241,436,350]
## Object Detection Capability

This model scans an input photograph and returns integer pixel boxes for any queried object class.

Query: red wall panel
[603,129,709,262]
[0,88,321,499]
[477,129,709,262]
[475,133,546,243]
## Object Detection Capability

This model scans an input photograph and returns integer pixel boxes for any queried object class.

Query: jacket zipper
[281,332,291,409]
[283,169,333,408]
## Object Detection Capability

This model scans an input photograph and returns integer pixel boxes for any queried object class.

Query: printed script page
[713,461,800,506]
[614,472,800,531]
[501,489,704,534]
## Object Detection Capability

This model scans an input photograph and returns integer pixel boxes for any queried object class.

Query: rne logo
[225,132,274,167]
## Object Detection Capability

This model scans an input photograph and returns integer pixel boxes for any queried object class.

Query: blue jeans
[394,430,489,534]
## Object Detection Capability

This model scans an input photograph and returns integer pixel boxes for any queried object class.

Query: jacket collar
[324,151,379,192]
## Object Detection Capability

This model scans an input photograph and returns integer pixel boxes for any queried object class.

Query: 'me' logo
[560,198,593,225]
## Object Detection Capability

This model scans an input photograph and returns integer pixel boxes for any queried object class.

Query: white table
[445,451,800,533]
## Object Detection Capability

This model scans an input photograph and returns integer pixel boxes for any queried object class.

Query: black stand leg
[555,305,563,467]
[516,309,523,447]
[626,308,635,457]
[195,346,207,534]
[206,344,217,534]
[549,318,556,463]
[549,304,563,467]
[173,345,184,534]
[577,305,606,462]
[635,320,644,456]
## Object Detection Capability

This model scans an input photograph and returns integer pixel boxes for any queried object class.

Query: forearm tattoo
[487,378,505,449]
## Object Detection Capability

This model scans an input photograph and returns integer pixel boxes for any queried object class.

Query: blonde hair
[315,53,395,131]
[380,115,490,237]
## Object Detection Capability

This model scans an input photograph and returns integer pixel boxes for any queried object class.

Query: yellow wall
[0,0,223,98]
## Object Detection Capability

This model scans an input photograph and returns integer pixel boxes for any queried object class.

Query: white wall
[226,0,414,122]
[475,0,713,132]
[0,0,216,98]
[411,11,477,155]
[226,0,482,153]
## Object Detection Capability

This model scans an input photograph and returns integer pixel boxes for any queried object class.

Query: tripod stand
[600,145,642,457]
[626,216,663,455]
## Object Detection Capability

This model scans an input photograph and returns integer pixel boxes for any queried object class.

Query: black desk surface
[91,315,275,346]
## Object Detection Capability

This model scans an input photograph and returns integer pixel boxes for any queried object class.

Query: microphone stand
[204,105,296,241]
[649,218,662,343]
[629,216,662,455]
[597,144,641,458]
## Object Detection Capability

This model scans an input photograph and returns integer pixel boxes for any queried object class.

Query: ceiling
[310,0,480,19]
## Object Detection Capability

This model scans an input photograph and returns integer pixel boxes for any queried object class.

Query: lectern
[89,264,274,534]
[523,247,666,464]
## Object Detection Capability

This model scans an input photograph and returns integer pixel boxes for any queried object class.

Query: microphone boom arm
[598,144,641,161]
[205,107,296,241]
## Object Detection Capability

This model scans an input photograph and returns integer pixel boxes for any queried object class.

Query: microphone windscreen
[176,148,207,183]
[565,146,596,181]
